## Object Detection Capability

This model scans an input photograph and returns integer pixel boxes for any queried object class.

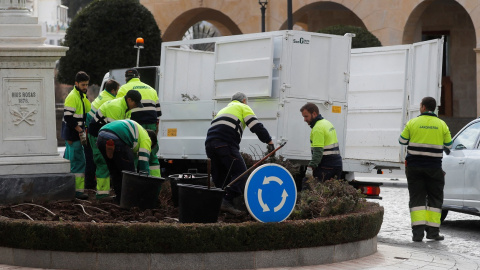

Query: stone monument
[0,0,74,203]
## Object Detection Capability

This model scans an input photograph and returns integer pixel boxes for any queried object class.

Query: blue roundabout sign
[244,163,297,222]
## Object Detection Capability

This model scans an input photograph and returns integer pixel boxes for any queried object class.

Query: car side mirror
[443,146,451,155]
[455,144,466,150]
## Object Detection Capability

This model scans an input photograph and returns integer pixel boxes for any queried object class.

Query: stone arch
[403,0,476,119]
[278,1,365,32]
[162,8,242,42]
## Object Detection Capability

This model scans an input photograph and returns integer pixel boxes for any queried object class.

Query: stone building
[141,0,479,133]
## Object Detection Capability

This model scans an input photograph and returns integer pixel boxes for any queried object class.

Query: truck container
[156,31,443,178]
[100,30,443,198]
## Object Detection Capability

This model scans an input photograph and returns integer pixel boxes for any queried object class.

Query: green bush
[292,178,366,219]
[57,0,162,85]
[318,25,381,48]
[0,203,382,253]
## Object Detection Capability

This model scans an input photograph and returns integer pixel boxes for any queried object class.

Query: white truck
[102,30,444,198]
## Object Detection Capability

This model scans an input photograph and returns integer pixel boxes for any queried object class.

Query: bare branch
[14,211,34,221]
[74,204,91,216]
[11,203,56,216]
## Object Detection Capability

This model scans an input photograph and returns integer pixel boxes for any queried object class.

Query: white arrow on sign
[274,189,288,212]
[258,189,270,212]
[263,176,283,185]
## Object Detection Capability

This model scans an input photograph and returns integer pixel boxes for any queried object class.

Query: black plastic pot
[120,171,165,209]
[168,173,210,207]
[177,184,225,223]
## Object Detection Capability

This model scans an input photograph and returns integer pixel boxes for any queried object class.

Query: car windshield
[452,121,480,150]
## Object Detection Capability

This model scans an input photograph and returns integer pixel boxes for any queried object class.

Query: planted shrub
[291,178,366,219]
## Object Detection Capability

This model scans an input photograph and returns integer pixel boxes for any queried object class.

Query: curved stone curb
[0,237,376,269]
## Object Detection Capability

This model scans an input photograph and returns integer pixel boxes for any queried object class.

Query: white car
[442,118,480,221]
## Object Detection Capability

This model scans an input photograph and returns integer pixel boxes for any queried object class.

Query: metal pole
[136,48,140,67]
[287,0,293,30]
[261,5,266,32]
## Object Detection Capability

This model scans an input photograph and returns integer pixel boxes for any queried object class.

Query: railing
[0,0,27,10]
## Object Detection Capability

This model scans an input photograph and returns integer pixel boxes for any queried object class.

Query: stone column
[475,48,480,117]
[0,6,74,203]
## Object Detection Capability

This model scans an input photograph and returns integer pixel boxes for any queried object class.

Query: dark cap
[125,68,139,78]
[125,90,143,108]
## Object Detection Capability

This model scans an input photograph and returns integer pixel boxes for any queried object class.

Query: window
[452,121,480,150]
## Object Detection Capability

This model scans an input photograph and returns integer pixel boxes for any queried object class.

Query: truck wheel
[440,210,448,223]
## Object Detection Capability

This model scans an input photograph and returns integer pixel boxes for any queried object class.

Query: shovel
[225,142,287,189]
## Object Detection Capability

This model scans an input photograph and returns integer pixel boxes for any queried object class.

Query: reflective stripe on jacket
[100,119,152,173]
[205,100,271,148]
[86,90,116,127]
[399,112,453,167]
[61,86,91,141]
[117,78,161,124]
[310,117,342,168]
[88,97,130,137]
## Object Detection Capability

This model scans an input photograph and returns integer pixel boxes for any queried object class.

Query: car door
[462,121,480,210]
[443,120,480,207]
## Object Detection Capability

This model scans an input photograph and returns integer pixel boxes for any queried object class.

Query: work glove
[266,144,275,157]
[305,167,313,179]
[79,131,87,146]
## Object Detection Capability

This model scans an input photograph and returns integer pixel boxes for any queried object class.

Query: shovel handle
[225,142,287,189]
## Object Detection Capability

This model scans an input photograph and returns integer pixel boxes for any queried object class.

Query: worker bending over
[96,119,158,203]
[88,90,143,199]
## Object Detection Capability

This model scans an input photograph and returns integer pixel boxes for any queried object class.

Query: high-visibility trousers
[64,140,86,192]
[406,166,444,235]
[140,123,161,177]
[88,134,110,195]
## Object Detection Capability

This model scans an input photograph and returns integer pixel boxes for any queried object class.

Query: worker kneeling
[96,119,158,204]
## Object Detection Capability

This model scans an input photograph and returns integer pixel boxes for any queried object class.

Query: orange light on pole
[134,37,144,67]
[135,37,144,48]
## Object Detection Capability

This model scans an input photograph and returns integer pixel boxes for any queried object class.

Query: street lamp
[134,37,144,67]
[259,0,268,32]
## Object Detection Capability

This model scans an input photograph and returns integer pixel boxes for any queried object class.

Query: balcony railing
[0,0,27,10]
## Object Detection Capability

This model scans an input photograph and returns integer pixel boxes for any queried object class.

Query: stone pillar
[474,48,480,117]
[0,6,75,203]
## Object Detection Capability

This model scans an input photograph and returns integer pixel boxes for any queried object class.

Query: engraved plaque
[4,78,44,140]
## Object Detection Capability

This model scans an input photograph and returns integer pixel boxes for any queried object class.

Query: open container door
[346,45,410,164]
[214,34,279,157]
[407,38,444,121]
[158,47,215,160]
[403,38,444,161]
[214,36,274,99]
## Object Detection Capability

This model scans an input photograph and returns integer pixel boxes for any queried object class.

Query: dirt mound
[0,189,253,224]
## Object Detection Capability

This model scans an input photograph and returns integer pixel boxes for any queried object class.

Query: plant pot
[168,173,211,207]
[177,184,225,223]
[120,171,165,209]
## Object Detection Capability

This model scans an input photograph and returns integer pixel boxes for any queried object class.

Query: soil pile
[0,187,254,224]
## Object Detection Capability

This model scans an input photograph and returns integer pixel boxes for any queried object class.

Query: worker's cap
[125,68,139,78]
[125,90,143,108]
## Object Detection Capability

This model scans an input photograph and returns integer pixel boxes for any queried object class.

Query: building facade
[28,0,69,46]
[141,0,479,130]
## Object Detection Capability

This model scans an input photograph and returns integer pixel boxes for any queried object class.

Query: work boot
[412,235,423,242]
[426,234,444,241]
[221,199,243,215]
[75,192,89,200]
